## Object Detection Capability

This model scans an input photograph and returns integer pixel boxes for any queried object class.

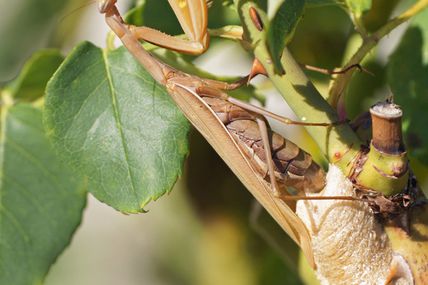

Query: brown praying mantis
[97,0,362,268]
[99,0,368,76]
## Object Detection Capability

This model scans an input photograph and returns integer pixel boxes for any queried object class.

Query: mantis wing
[167,81,316,269]
[101,1,313,267]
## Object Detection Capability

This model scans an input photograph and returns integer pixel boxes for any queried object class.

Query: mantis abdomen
[202,96,326,193]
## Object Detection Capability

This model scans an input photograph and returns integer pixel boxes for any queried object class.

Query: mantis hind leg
[256,117,282,197]
[302,63,374,76]
[256,116,360,202]
[196,85,332,127]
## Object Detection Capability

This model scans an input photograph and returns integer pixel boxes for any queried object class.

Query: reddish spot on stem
[249,7,263,31]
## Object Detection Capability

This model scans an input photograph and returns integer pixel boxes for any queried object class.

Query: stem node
[353,102,409,196]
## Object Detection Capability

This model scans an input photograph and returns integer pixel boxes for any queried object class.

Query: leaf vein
[102,50,140,206]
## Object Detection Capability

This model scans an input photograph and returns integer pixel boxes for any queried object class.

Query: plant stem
[353,102,409,196]
[237,1,362,171]
[370,102,404,153]
[328,0,428,108]
[209,25,244,40]
[106,31,116,51]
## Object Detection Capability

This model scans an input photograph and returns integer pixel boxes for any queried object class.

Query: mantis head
[98,0,117,14]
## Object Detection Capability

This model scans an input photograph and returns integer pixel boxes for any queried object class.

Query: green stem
[208,25,244,40]
[106,31,116,51]
[328,0,428,108]
[351,13,369,39]
[237,1,362,172]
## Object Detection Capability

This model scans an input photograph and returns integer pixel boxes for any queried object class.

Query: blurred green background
[1,0,427,284]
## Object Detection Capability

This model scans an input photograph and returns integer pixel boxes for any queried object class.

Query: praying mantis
[97,0,361,268]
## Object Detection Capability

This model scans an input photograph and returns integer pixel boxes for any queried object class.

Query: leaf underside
[267,0,305,74]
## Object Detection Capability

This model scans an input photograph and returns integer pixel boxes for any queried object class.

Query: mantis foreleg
[126,0,209,55]
[128,25,208,55]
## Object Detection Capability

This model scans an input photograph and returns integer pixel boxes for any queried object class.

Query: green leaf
[387,8,428,165]
[126,0,147,26]
[345,0,372,18]
[126,0,184,35]
[4,49,64,102]
[0,0,73,81]
[240,0,267,10]
[44,42,190,213]
[208,0,242,28]
[0,103,86,284]
[306,0,341,7]
[267,0,305,74]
